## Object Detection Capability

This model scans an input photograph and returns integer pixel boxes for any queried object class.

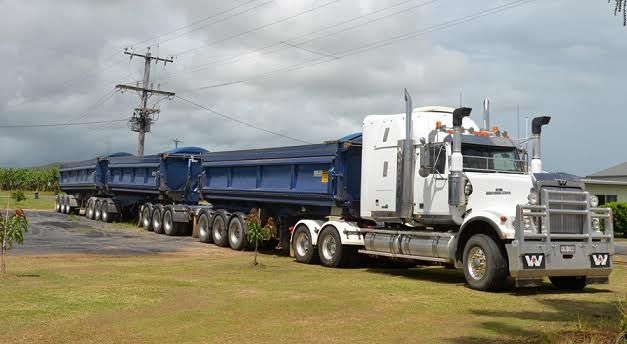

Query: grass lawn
[0,250,625,344]
[0,190,55,210]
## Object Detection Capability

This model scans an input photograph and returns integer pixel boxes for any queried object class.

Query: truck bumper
[506,240,613,286]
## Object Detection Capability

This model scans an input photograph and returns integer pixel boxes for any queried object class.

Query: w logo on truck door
[590,254,610,268]
[522,254,545,269]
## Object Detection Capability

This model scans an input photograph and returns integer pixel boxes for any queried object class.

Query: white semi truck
[291,90,614,291]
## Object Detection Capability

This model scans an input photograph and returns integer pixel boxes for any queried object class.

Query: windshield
[462,144,525,173]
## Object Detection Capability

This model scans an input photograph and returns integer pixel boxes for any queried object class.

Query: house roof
[587,162,627,178]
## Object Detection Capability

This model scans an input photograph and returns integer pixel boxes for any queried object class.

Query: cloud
[0,0,625,177]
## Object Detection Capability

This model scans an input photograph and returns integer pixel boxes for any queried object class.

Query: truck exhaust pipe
[530,116,551,174]
[449,107,471,208]
[398,89,415,222]
[482,98,490,131]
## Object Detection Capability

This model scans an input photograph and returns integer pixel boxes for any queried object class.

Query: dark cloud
[0,0,625,177]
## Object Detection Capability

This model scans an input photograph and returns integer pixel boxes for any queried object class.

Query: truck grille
[542,187,587,235]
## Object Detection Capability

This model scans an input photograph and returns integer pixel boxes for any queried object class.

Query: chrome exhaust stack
[530,116,551,174]
[397,89,416,222]
[482,98,490,131]
[449,107,471,207]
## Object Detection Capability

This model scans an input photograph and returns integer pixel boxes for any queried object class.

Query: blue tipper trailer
[57,147,207,233]
[57,135,362,250]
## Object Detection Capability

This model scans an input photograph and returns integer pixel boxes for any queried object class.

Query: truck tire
[152,206,164,234]
[55,196,61,212]
[62,197,68,214]
[101,200,112,223]
[163,208,179,236]
[212,211,229,247]
[228,213,249,251]
[142,204,153,231]
[94,200,102,221]
[87,199,95,219]
[317,227,352,268]
[293,225,318,264]
[549,276,587,291]
[198,212,213,243]
[462,234,508,291]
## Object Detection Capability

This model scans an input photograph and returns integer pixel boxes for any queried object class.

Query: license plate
[560,245,576,254]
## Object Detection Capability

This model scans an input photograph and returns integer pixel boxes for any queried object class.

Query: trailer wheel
[142,204,153,231]
[212,211,229,247]
[198,212,213,243]
[317,227,352,268]
[61,197,68,214]
[228,213,249,251]
[462,234,508,291]
[55,195,61,212]
[152,206,164,234]
[293,225,318,264]
[94,200,102,220]
[549,276,587,290]
[101,200,112,223]
[163,208,179,236]
[86,199,95,219]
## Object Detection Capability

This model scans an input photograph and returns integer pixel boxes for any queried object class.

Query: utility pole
[116,47,175,156]
[171,138,183,149]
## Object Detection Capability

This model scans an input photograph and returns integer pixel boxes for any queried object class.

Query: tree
[0,207,28,274]
[245,209,272,266]
[610,0,627,26]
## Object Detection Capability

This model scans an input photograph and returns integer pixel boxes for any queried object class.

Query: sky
[0,0,625,176]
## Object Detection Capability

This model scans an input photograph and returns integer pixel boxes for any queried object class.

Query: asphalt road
[12,211,207,256]
[11,211,627,258]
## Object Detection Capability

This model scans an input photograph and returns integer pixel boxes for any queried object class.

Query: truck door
[415,143,451,217]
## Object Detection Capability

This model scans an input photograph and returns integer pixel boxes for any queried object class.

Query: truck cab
[356,100,614,290]
[286,92,614,290]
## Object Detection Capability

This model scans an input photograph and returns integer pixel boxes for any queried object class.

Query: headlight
[591,218,600,231]
[523,216,532,230]
[527,192,538,205]
[589,195,599,208]
[464,182,473,196]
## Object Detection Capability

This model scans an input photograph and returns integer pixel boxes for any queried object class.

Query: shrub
[604,202,627,237]
[10,190,26,203]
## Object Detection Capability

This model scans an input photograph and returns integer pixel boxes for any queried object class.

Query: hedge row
[604,202,627,237]
[0,167,58,192]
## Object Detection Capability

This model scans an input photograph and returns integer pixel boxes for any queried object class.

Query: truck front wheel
[293,226,318,264]
[317,228,352,268]
[549,276,587,290]
[462,234,508,291]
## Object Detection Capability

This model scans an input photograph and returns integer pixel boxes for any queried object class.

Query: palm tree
[0,208,28,274]
[610,0,627,26]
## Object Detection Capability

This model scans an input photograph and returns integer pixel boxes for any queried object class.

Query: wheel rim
[199,216,208,238]
[214,218,224,241]
[467,246,487,281]
[164,211,173,233]
[95,202,101,219]
[55,198,60,211]
[230,221,242,244]
[87,203,93,218]
[142,208,151,228]
[295,231,309,258]
[153,210,161,230]
[321,234,337,261]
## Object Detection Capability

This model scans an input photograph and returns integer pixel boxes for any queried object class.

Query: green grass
[0,191,56,210]
[0,250,625,343]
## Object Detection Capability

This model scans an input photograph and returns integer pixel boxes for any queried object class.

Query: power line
[156,0,275,46]
[172,0,344,57]
[157,0,427,82]
[0,118,128,129]
[192,0,536,91]
[130,0,264,48]
[175,95,312,144]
